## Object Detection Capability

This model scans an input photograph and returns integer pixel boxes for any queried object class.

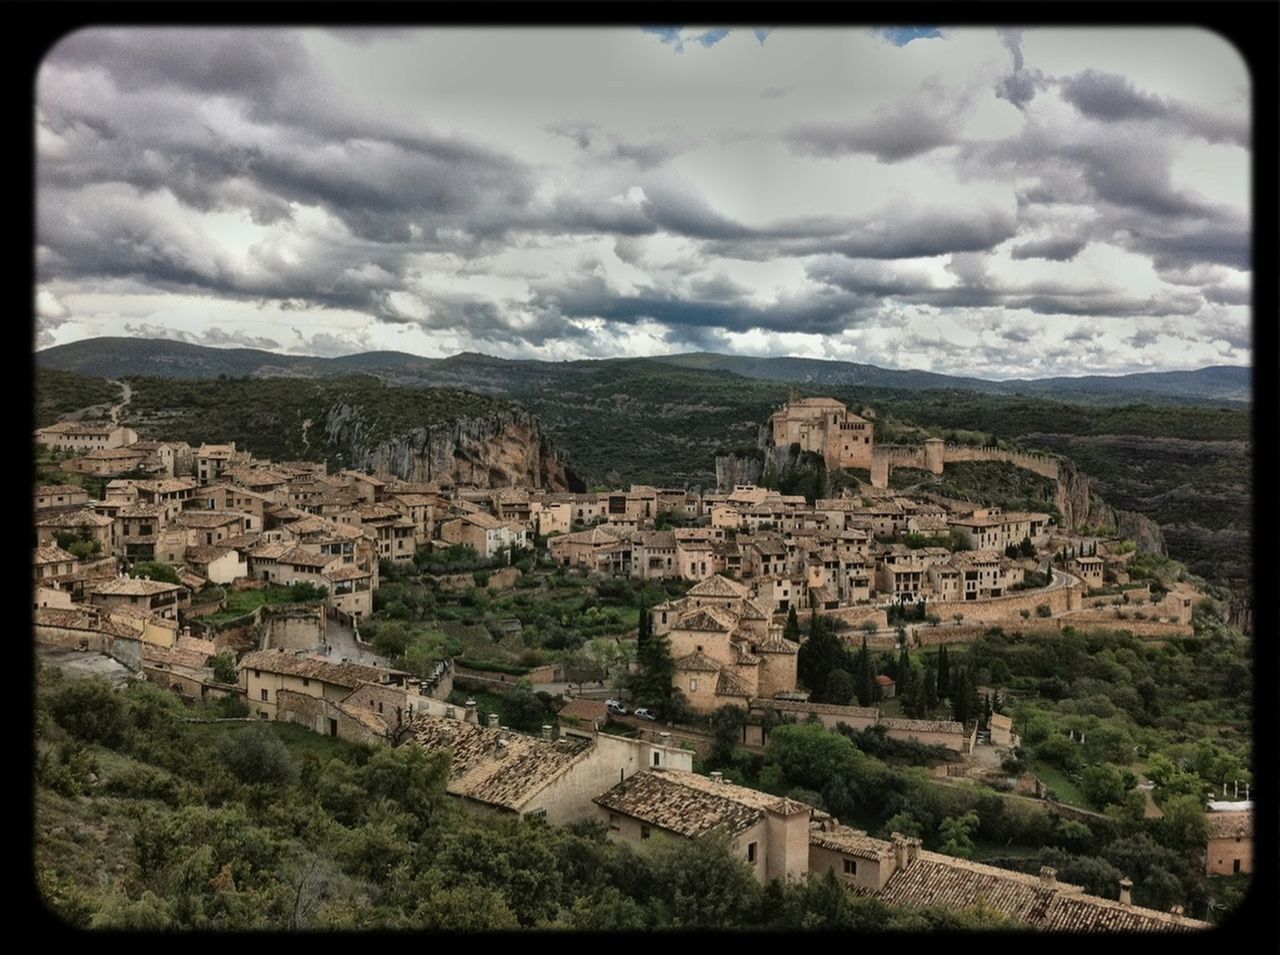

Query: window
[747,842,757,864]
[690,679,698,692]
[260,689,269,701]
[608,813,621,832]
[653,751,661,767]
[1233,859,1241,874]
[377,701,384,714]
[843,859,858,875]
[302,678,309,687]
[640,824,651,840]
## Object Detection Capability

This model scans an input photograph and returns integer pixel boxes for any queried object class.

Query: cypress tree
[951,667,970,725]
[937,645,951,698]
[783,605,801,643]
[637,596,651,648]
[857,636,874,707]
[923,657,939,712]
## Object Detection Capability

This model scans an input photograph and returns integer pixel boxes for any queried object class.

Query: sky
[34,26,1252,378]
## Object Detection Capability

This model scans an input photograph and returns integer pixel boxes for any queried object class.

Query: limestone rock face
[323,404,581,490]
[1055,459,1166,555]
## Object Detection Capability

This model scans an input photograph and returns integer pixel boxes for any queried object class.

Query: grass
[200,587,315,627]
[1028,759,1089,810]
[177,719,363,763]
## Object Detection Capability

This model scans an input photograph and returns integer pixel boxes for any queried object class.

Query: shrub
[215,726,298,787]
[47,678,131,748]
[1035,604,1052,618]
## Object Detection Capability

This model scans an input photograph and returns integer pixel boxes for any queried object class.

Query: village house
[88,577,187,621]
[595,769,813,883]
[1070,555,1105,587]
[67,446,152,477]
[239,648,411,722]
[35,484,91,513]
[33,545,80,588]
[407,713,692,825]
[219,466,292,502]
[195,442,248,485]
[35,422,139,453]
[132,478,199,520]
[37,509,115,555]
[173,509,251,548]
[183,545,247,585]
[1204,810,1252,876]
[953,550,1025,600]
[548,523,626,570]
[187,483,268,531]
[437,511,526,560]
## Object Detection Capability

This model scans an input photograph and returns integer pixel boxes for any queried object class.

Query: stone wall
[275,689,385,746]
[433,565,522,593]
[262,605,326,651]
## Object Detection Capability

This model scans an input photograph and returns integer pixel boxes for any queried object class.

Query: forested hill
[36,338,1250,406]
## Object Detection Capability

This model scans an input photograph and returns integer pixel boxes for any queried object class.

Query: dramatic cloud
[35,27,1251,376]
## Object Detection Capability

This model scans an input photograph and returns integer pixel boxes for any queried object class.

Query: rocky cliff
[324,403,582,490]
[1054,459,1167,555]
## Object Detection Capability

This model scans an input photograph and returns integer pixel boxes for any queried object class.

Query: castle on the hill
[770,391,877,471]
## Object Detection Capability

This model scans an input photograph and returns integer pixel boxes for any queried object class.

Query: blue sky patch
[874,27,944,47]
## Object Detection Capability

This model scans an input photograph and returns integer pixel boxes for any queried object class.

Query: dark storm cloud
[787,80,968,161]
[1202,284,1250,306]
[1009,236,1088,261]
[1059,69,1249,147]
[528,270,879,336]
[994,28,1048,110]
[546,120,597,150]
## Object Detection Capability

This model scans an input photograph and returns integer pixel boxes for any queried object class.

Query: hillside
[119,375,581,490]
[37,338,1250,406]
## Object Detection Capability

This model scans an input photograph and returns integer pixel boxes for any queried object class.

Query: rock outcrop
[323,404,582,491]
[1054,459,1167,555]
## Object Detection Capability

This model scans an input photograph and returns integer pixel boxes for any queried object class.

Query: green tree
[46,677,131,747]
[710,705,748,765]
[798,613,851,702]
[936,644,951,698]
[503,680,548,732]
[783,606,801,643]
[630,627,677,716]
[765,723,863,791]
[856,636,874,707]
[645,830,763,928]
[133,560,181,584]
[1080,764,1129,810]
[937,810,980,858]
[209,652,238,685]
[826,669,855,706]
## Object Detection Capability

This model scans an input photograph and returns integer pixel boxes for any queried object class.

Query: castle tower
[924,437,945,475]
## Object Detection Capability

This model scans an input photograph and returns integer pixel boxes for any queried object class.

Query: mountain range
[34,338,1251,406]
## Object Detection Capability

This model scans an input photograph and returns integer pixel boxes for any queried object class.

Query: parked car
[632,707,655,721]
[605,700,628,716]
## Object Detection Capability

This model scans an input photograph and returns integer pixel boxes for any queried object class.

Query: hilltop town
[33,393,1251,930]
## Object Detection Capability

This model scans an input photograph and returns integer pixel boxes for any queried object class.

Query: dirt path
[108,380,132,425]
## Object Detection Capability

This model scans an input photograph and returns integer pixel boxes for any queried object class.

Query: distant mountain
[657,353,1252,404]
[35,338,1251,405]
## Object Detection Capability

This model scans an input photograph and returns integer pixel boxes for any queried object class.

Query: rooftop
[90,578,184,597]
[408,715,594,812]
[239,649,394,688]
[595,769,812,840]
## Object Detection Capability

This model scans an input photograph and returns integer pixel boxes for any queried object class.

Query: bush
[1035,604,1052,618]
[47,678,131,748]
[215,726,299,787]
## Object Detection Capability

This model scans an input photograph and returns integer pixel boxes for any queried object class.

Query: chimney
[1039,866,1057,889]
[1118,878,1133,906]
[659,731,671,747]
[494,738,509,758]
[710,771,723,785]
[891,833,908,871]
[487,713,500,729]
[908,837,921,864]
[541,724,552,741]
[1170,905,1184,916]
[445,705,456,720]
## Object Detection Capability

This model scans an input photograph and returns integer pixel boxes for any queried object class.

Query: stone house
[239,648,408,721]
[35,422,138,453]
[37,510,115,554]
[595,769,813,884]
[88,577,187,621]
[35,484,91,513]
[1205,811,1252,876]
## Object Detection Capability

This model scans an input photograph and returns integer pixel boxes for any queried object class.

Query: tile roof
[324,564,372,581]
[34,545,78,565]
[672,651,721,673]
[594,770,812,840]
[408,715,594,812]
[859,850,1208,932]
[556,698,608,723]
[36,484,87,497]
[749,635,800,655]
[687,574,750,599]
[878,717,964,735]
[277,547,339,568]
[716,669,754,698]
[809,821,895,862]
[755,698,879,719]
[90,578,183,596]
[239,649,393,688]
[38,510,114,528]
[249,542,292,560]
[672,606,738,632]
[1205,810,1252,840]
[176,511,246,528]
[185,545,235,564]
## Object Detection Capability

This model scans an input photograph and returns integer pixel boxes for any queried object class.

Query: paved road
[314,616,390,668]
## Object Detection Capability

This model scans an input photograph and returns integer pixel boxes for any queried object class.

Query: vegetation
[39,664,1030,930]
[35,368,122,428]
